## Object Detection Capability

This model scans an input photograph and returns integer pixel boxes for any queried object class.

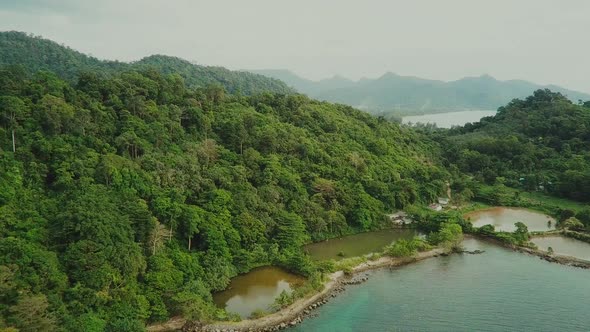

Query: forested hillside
[252,70,590,114]
[4,31,590,332]
[437,89,590,202]
[0,31,294,95]
[0,65,447,331]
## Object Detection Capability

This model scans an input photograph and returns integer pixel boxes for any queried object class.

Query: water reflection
[465,207,555,232]
[304,228,418,261]
[531,236,590,261]
[213,266,304,318]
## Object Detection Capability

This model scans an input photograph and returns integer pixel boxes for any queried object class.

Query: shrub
[494,232,518,245]
[249,309,267,319]
[271,290,294,311]
[342,265,353,276]
[478,224,496,236]
[563,217,585,231]
[385,239,416,258]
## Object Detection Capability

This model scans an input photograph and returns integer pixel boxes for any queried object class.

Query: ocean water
[290,239,590,331]
[402,110,496,128]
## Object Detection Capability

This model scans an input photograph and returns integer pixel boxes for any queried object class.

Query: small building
[438,197,449,205]
[387,211,413,225]
[429,203,442,211]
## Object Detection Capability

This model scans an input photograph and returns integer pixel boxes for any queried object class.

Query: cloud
[0,0,589,93]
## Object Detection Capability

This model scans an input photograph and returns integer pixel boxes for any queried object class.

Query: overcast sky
[1,0,589,92]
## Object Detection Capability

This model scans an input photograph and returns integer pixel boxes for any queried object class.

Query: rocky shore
[468,234,590,270]
[147,249,443,332]
[515,245,590,269]
[147,232,590,332]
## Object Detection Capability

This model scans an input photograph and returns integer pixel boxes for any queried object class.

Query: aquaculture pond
[303,228,419,261]
[465,207,555,232]
[214,229,418,318]
[531,236,590,261]
[213,266,304,318]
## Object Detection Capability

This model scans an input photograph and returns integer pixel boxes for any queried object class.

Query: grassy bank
[472,184,588,220]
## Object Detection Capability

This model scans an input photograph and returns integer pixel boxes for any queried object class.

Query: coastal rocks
[510,244,590,270]
[181,321,204,332]
[461,249,485,255]
[253,297,334,331]
[342,274,370,285]
[541,254,558,263]
[537,254,590,269]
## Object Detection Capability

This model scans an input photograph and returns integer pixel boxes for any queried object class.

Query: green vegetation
[562,217,585,231]
[426,223,464,252]
[439,90,590,203]
[0,36,449,330]
[249,309,267,320]
[470,183,585,219]
[2,31,590,332]
[519,191,587,212]
[475,222,531,247]
[270,272,324,312]
[333,256,368,275]
[384,237,431,257]
[0,31,294,96]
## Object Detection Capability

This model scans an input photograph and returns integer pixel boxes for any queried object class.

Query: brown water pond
[303,228,419,261]
[464,207,555,232]
[212,266,304,318]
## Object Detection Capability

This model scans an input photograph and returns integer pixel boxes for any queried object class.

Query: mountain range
[251,69,590,114]
[3,30,588,115]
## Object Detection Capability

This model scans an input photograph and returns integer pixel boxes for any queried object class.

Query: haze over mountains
[251,69,590,114]
[2,30,589,117]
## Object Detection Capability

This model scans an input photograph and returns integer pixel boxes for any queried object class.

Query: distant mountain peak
[320,74,353,83]
[329,74,350,81]
[379,72,400,79]
[248,67,590,113]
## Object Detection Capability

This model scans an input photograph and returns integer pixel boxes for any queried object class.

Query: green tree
[563,217,585,231]
[513,222,529,243]
[9,294,56,332]
[0,96,27,152]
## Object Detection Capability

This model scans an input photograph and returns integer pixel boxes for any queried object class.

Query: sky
[1,0,590,93]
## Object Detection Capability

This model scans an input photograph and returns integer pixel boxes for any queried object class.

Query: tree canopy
[0,62,447,330]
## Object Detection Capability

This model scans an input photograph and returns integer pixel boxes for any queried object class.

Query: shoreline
[149,205,590,332]
[147,248,443,332]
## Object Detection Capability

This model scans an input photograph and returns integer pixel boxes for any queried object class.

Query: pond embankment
[467,234,590,270]
[148,248,443,332]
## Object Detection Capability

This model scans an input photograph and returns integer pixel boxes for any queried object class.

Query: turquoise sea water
[290,239,590,331]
